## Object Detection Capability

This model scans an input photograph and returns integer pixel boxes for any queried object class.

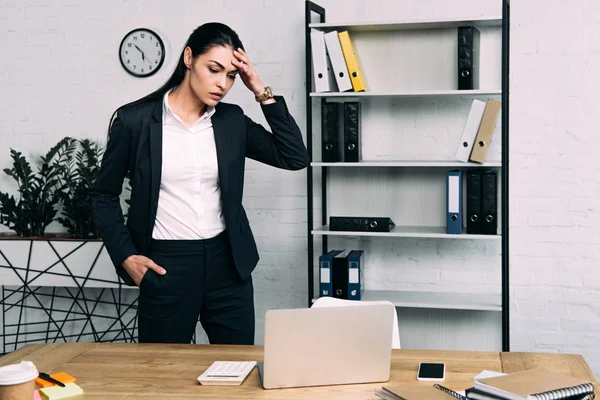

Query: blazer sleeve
[90,111,138,283]
[245,96,309,170]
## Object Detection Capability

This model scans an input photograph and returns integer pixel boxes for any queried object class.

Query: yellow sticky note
[39,382,83,400]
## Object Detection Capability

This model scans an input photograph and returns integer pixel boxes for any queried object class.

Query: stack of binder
[455,99,502,164]
[321,101,362,162]
[319,249,364,301]
[446,169,497,235]
[310,29,368,93]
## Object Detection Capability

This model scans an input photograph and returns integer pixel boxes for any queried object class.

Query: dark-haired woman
[90,22,308,345]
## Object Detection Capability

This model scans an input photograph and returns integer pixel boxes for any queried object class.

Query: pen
[38,372,66,387]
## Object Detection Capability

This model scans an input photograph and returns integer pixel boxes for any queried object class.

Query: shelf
[312,290,501,311]
[312,225,501,240]
[310,89,502,98]
[311,161,501,168]
[309,16,502,32]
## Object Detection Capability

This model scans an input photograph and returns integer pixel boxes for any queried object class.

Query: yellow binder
[337,31,368,92]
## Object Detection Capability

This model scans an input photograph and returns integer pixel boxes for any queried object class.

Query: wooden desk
[1,343,597,399]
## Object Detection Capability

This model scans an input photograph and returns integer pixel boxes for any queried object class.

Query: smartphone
[417,362,445,381]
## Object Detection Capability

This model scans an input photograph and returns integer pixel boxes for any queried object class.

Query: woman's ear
[184,46,192,68]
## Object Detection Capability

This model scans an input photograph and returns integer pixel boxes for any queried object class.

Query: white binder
[310,30,336,92]
[455,99,486,162]
[324,30,353,92]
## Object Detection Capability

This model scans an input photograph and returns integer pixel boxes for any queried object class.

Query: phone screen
[418,363,445,379]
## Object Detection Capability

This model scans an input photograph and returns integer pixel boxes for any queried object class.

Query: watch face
[119,28,165,77]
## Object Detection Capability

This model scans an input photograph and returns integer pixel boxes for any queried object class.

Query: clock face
[119,28,165,77]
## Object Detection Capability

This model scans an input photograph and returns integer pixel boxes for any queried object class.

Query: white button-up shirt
[151,90,226,240]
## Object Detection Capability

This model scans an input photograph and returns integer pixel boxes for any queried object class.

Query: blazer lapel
[211,104,229,198]
[149,100,163,231]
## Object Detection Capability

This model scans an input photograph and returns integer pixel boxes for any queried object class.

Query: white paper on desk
[472,370,507,382]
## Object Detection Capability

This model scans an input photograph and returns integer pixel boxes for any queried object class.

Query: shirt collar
[162,88,216,125]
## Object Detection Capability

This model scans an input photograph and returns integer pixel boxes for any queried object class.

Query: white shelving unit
[305,1,509,351]
[311,161,502,168]
[359,290,501,311]
[310,89,502,98]
[308,16,502,31]
[312,225,501,240]
[312,290,502,312]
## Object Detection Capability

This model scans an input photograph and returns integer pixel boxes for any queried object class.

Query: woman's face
[186,45,238,107]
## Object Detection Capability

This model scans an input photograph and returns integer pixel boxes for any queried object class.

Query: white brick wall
[509,0,600,378]
[2,0,600,378]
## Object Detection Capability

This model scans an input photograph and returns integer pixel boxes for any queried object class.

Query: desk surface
[1,343,597,399]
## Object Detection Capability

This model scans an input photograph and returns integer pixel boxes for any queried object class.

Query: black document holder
[329,217,395,233]
[466,170,483,234]
[321,102,343,162]
[481,170,497,235]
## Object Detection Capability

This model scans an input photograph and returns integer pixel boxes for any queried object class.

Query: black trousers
[137,231,255,345]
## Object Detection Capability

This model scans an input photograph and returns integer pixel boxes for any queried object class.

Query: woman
[91,22,309,345]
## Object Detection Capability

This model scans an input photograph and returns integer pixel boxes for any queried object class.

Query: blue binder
[446,170,463,234]
[347,250,364,300]
[319,250,343,297]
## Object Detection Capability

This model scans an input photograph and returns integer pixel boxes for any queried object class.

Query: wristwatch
[255,86,274,102]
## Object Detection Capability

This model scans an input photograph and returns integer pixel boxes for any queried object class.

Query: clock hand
[133,44,145,61]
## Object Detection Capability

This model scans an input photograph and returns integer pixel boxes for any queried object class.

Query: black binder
[481,170,497,235]
[321,102,343,162]
[343,102,361,162]
[332,250,350,299]
[466,170,483,234]
[458,26,480,90]
[329,216,395,233]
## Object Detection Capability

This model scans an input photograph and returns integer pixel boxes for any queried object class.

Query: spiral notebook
[376,384,468,400]
[474,368,595,400]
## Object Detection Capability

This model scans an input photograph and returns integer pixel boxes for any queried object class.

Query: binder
[466,169,483,234]
[458,26,480,90]
[481,170,497,235]
[332,250,350,299]
[329,216,395,233]
[346,250,363,300]
[319,250,343,297]
[337,30,368,92]
[321,102,343,162]
[446,170,463,234]
[324,30,353,92]
[310,30,336,92]
[456,99,486,162]
[343,102,361,162]
[469,100,501,163]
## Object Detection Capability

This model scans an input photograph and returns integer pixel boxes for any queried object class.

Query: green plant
[56,138,105,239]
[0,138,74,237]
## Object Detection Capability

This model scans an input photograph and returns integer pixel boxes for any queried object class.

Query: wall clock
[119,28,165,77]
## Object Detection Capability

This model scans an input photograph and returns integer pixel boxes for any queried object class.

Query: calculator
[197,361,257,386]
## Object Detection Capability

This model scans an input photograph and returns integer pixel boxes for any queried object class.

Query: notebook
[375,384,468,400]
[474,368,595,400]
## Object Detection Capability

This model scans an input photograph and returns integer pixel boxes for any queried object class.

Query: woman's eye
[209,68,218,73]
[228,75,237,79]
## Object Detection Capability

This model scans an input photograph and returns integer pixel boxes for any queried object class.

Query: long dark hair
[107,22,245,137]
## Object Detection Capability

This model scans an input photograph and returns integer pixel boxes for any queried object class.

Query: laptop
[257,303,395,389]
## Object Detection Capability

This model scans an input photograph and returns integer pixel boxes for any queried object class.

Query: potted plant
[0,137,123,288]
[0,137,73,238]
[55,138,104,239]
[0,137,141,353]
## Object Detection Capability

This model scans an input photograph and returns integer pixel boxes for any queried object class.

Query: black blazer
[91,95,309,286]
